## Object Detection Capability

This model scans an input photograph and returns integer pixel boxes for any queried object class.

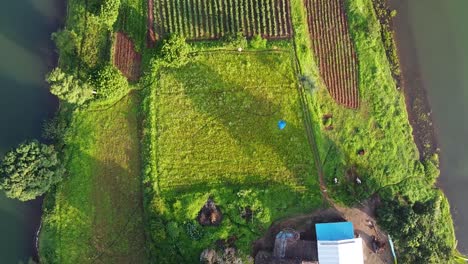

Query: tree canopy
[100,0,121,30]
[160,34,191,67]
[377,193,455,263]
[0,141,65,201]
[91,64,128,99]
[46,68,93,105]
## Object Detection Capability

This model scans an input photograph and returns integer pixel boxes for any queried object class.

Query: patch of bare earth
[113,32,142,82]
[254,198,393,264]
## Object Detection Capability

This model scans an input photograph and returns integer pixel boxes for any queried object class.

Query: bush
[100,0,121,30]
[160,34,191,68]
[91,64,129,99]
[222,32,248,49]
[51,29,79,66]
[0,141,64,201]
[250,34,267,49]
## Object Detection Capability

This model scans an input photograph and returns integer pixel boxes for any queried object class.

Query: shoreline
[33,0,67,261]
[383,0,466,255]
[372,0,438,159]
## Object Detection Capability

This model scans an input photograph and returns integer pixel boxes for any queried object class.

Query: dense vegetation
[0,141,64,201]
[152,0,292,39]
[290,0,461,261]
[33,0,463,262]
[377,191,456,263]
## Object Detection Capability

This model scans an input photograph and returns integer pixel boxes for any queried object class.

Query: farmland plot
[152,52,316,192]
[305,0,359,108]
[152,0,292,40]
[113,32,142,81]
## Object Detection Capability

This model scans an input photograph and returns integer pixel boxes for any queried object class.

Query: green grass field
[40,94,148,263]
[145,51,322,262]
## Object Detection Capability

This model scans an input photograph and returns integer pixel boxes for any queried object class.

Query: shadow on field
[41,151,148,264]
[170,58,315,190]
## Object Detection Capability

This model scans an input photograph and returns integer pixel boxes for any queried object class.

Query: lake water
[389,0,468,254]
[0,0,62,262]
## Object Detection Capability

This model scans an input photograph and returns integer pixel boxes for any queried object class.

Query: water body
[0,0,62,262]
[389,0,468,254]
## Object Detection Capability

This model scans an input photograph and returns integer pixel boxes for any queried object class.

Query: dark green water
[390,0,468,254]
[0,0,62,262]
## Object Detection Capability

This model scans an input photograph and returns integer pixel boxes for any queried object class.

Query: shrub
[250,34,267,49]
[100,0,121,30]
[222,32,248,49]
[91,64,129,99]
[160,34,191,68]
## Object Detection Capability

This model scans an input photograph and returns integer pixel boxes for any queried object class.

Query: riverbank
[373,0,466,258]
[371,0,437,159]
[388,0,468,255]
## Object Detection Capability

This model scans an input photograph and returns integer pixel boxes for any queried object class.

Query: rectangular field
[113,32,142,81]
[152,0,292,40]
[305,0,359,108]
[153,52,315,191]
[40,94,148,263]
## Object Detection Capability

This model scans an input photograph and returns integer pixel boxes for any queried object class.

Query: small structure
[315,222,364,264]
[278,120,287,130]
[272,229,318,263]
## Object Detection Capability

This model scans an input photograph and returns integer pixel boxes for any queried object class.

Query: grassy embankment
[143,50,322,262]
[290,0,459,262]
[39,0,149,262]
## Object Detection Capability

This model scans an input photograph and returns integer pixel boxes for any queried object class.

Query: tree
[51,29,79,59]
[377,194,455,263]
[0,141,65,201]
[160,34,191,68]
[100,0,121,30]
[46,68,93,105]
[91,64,128,99]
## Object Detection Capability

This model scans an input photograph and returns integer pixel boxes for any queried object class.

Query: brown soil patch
[147,0,156,47]
[197,198,223,226]
[304,0,360,109]
[254,199,394,264]
[113,32,142,82]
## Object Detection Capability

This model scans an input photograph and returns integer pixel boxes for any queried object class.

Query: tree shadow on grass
[163,56,318,193]
[40,151,148,263]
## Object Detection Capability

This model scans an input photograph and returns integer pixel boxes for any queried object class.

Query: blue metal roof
[315,222,354,241]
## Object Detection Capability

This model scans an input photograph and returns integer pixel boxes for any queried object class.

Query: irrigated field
[305,0,359,108]
[152,0,292,40]
[113,32,142,81]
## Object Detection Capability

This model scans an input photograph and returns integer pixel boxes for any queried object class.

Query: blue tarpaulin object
[278,120,286,130]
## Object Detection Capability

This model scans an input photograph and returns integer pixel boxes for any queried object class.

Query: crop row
[153,0,292,40]
[113,32,142,81]
[305,0,359,108]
